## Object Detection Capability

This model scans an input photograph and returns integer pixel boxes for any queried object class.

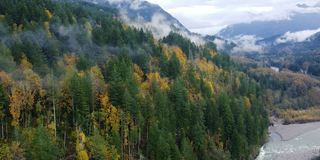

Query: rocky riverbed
[256,119,320,160]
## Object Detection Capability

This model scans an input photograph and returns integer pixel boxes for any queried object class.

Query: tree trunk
[51,70,57,138]
[5,121,8,139]
[64,130,67,147]
[1,122,3,139]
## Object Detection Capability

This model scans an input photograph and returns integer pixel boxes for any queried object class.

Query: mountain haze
[217,12,320,39]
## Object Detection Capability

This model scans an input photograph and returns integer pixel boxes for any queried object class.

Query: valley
[0,0,320,159]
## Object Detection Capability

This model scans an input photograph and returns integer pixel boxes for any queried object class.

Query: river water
[256,122,320,160]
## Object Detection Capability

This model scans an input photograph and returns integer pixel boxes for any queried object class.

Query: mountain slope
[217,12,320,39]
[85,0,203,43]
[0,0,268,159]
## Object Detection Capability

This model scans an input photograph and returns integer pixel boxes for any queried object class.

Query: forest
[0,0,268,159]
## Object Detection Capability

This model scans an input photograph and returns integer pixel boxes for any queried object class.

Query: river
[256,121,320,160]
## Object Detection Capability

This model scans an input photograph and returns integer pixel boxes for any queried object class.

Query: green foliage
[87,132,119,160]
[218,92,234,149]
[168,53,181,79]
[0,0,269,159]
[162,32,198,58]
[0,142,11,160]
[27,127,61,160]
[180,137,197,160]
[169,79,191,134]
[0,44,15,72]
[0,141,26,160]
[69,73,92,130]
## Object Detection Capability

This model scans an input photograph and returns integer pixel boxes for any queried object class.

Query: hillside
[0,0,268,160]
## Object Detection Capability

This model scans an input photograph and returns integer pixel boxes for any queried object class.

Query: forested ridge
[0,0,268,159]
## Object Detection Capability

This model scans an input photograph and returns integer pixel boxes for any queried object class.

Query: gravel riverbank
[257,119,320,160]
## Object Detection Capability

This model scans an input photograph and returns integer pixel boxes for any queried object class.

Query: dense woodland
[0,0,268,159]
[247,67,320,110]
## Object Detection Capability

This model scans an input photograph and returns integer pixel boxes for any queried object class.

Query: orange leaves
[9,85,23,127]
[90,66,104,80]
[23,69,41,91]
[90,66,106,98]
[76,131,89,160]
[99,94,111,110]
[9,82,35,126]
[64,54,77,67]
[133,64,144,84]
[0,71,12,90]
[20,54,32,70]
[162,45,187,65]
[141,72,169,92]
[205,80,215,95]
[58,85,73,113]
[19,55,42,91]
[47,122,56,135]
[5,55,41,127]
[172,47,187,68]
[99,94,120,133]
[244,97,251,109]
[108,107,120,133]
[195,58,218,74]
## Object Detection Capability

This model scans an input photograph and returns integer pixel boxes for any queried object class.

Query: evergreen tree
[69,73,92,131]
[180,136,197,160]
[218,92,234,150]
[169,79,191,136]
[27,127,61,160]
[168,53,181,79]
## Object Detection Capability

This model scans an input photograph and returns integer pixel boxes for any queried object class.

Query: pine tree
[180,136,197,160]
[0,84,8,139]
[69,73,91,131]
[218,92,234,150]
[28,127,61,160]
[168,53,181,79]
[169,79,191,136]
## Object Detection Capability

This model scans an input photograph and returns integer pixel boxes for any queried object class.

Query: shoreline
[271,121,320,141]
[270,116,320,141]
[257,119,320,160]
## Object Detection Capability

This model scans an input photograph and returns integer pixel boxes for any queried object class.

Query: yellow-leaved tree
[172,47,187,69]
[76,131,89,160]
[244,96,251,109]
[141,72,169,92]
[9,84,23,127]
[100,94,120,133]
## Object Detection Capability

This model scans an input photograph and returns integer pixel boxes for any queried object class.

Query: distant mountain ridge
[110,0,191,34]
[82,0,204,43]
[217,12,320,39]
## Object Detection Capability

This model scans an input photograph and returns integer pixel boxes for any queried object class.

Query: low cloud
[147,0,320,35]
[213,38,227,50]
[231,35,265,53]
[120,10,172,38]
[119,9,205,45]
[84,0,205,44]
[85,0,144,10]
[276,28,320,44]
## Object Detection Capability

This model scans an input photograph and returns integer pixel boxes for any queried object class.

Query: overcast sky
[146,0,320,35]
